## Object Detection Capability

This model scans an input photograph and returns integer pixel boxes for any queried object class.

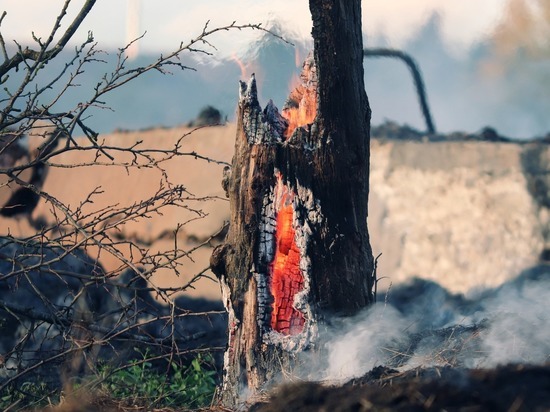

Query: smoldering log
[212,44,374,404]
[211,3,374,407]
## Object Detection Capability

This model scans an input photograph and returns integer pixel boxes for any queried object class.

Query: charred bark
[211,0,374,406]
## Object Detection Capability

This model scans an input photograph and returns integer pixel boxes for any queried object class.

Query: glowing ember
[281,55,317,140]
[270,192,305,335]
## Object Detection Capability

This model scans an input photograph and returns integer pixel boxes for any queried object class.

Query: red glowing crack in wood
[266,56,317,335]
[269,190,305,335]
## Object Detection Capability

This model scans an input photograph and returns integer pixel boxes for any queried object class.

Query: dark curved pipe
[364,48,436,135]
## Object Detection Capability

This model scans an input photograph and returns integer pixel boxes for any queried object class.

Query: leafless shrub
[0,0,286,408]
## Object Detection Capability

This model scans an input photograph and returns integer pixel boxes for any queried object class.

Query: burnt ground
[36,363,550,412]
[247,272,550,411]
[249,364,550,412]
[35,269,550,412]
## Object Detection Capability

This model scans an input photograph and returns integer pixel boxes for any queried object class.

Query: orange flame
[281,55,317,140]
[231,53,248,78]
[270,190,305,335]
[294,47,302,68]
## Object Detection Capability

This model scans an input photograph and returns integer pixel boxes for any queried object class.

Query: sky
[1,0,505,58]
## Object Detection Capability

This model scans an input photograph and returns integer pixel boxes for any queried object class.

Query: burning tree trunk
[211,0,374,405]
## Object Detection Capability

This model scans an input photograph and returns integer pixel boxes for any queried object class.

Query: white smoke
[475,277,550,367]
[324,305,408,380]
[305,269,550,383]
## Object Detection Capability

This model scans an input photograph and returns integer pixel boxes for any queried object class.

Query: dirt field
[0,125,235,300]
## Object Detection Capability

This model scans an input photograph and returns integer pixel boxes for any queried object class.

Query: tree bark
[211,0,374,406]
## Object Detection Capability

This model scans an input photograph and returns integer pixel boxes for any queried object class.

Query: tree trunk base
[212,2,374,405]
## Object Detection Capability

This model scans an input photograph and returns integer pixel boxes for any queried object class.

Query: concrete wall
[369,139,547,293]
[2,124,549,297]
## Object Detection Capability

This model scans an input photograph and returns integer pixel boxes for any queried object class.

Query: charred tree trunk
[211,0,374,406]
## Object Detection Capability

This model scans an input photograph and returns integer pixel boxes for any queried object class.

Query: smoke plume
[306,266,550,383]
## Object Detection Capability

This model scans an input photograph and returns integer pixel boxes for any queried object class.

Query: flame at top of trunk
[281,53,318,140]
[231,54,249,79]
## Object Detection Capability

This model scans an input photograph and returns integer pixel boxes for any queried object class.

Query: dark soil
[250,364,550,412]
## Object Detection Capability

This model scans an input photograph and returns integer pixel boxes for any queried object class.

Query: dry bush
[0,1,284,409]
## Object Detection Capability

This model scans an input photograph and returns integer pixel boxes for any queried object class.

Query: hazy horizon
[2,1,504,57]
[3,1,550,138]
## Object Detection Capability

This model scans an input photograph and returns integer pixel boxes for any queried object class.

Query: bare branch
[0,0,96,78]
[0,4,295,407]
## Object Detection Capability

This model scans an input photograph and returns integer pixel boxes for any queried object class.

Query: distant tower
[125,0,142,60]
